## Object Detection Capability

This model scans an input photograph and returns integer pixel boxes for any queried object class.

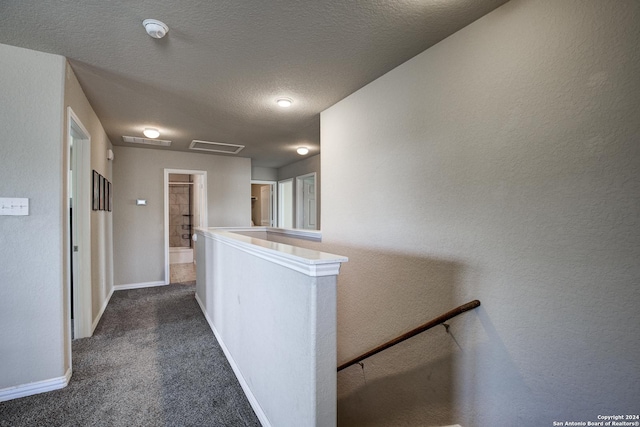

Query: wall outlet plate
[0,198,29,215]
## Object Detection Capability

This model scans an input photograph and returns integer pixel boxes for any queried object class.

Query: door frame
[66,107,92,346]
[164,169,208,284]
[277,178,294,228]
[296,172,317,230]
[251,180,277,227]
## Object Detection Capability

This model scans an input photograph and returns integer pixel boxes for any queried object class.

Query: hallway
[0,285,259,427]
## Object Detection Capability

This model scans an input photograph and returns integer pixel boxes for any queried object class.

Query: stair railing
[337,300,481,372]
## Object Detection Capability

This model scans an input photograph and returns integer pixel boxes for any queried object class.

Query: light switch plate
[0,198,29,215]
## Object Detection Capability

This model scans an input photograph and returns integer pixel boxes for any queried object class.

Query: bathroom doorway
[164,169,207,284]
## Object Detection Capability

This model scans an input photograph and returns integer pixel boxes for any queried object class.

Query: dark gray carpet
[0,284,260,427]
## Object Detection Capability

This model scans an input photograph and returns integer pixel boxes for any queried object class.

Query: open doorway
[67,107,92,344]
[251,181,276,227]
[164,169,207,285]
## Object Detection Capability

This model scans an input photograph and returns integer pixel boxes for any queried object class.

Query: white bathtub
[169,246,193,264]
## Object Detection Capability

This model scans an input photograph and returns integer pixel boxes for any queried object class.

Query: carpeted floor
[0,284,260,427]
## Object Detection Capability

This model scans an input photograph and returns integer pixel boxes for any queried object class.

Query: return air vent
[189,140,245,154]
[122,136,171,147]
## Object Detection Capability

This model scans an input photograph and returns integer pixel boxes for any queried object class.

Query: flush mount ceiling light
[276,98,293,108]
[297,147,309,155]
[143,128,160,139]
[143,19,169,39]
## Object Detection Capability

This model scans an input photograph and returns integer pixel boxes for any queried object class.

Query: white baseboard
[194,293,271,427]
[91,286,114,334]
[113,281,167,291]
[0,368,71,402]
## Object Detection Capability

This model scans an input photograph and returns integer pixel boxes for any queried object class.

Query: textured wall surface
[320,0,640,425]
[168,174,192,248]
[112,146,250,285]
[0,43,66,388]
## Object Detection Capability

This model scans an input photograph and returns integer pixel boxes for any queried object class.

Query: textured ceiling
[0,0,509,168]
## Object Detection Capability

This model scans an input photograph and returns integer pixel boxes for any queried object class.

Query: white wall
[321,1,640,425]
[0,44,67,389]
[195,229,346,427]
[112,146,251,285]
[251,165,278,181]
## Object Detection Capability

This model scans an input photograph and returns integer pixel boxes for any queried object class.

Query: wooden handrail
[337,300,481,372]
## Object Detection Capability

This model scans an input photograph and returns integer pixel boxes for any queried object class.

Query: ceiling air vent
[189,140,245,154]
[122,136,171,147]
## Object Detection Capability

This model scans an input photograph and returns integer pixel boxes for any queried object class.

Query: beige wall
[0,43,67,388]
[63,62,114,330]
[112,146,251,285]
[319,0,640,425]
[251,166,278,181]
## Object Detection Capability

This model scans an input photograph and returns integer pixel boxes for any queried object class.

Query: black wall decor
[92,170,112,212]
[92,170,99,210]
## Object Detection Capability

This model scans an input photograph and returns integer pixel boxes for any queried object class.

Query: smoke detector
[143,19,168,39]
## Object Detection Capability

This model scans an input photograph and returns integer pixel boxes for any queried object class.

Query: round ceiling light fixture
[143,19,169,39]
[143,128,160,139]
[276,98,293,108]
[297,147,309,155]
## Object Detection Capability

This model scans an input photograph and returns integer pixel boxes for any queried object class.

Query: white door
[302,177,316,229]
[70,136,79,336]
[260,185,271,226]
[68,108,92,339]
[296,173,317,230]
[278,179,293,228]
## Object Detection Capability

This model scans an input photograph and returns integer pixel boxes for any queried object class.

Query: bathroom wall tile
[170,214,182,226]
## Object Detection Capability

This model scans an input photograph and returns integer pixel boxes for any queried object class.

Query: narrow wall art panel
[99,174,105,211]
[107,181,112,212]
[92,170,99,211]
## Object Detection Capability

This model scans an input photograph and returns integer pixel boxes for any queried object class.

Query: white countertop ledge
[196,228,348,277]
